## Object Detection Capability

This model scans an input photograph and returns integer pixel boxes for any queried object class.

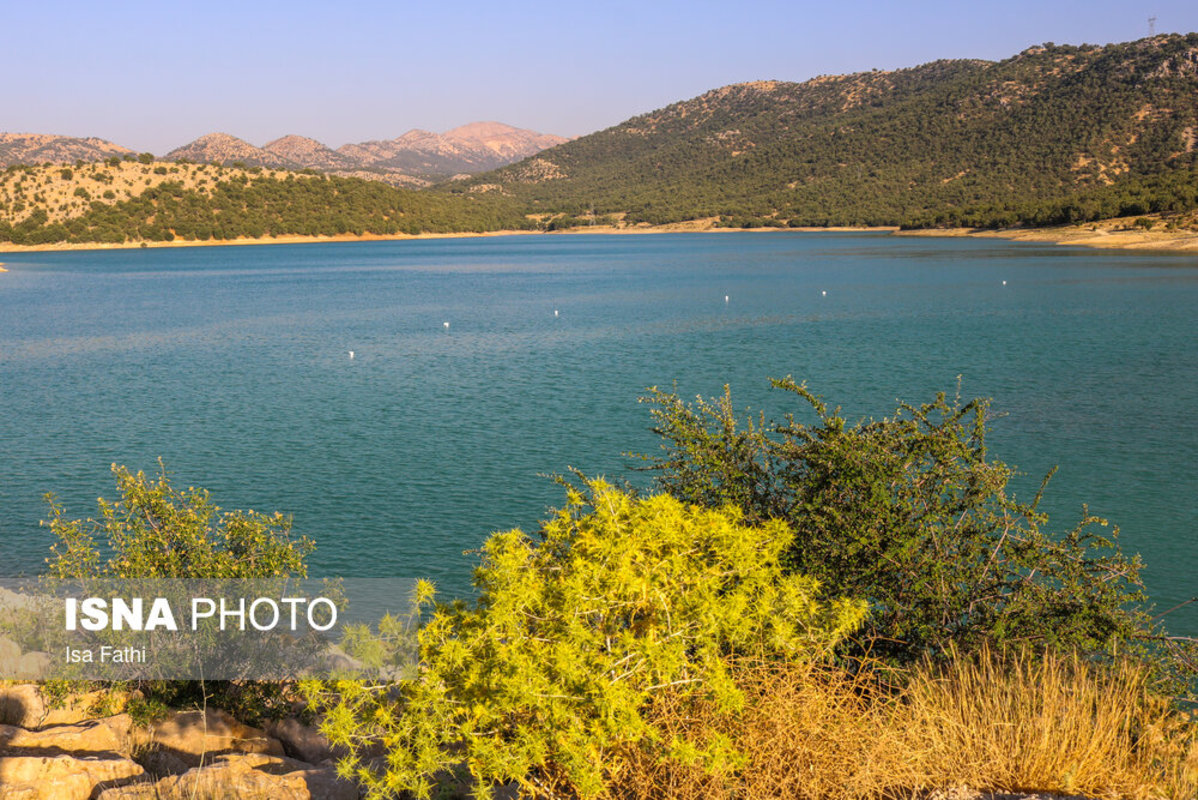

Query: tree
[640,378,1154,664]
[307,481,864,799]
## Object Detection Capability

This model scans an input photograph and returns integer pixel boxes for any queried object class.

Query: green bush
[640,378,1154,665]
[307,481,864,799]
[40,462,315,722]
[43,461,312,580]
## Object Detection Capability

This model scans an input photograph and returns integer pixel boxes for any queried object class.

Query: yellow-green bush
[307,481,865,799]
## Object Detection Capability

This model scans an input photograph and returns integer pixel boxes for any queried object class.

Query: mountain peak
[263,135,356,171]
[164,133,293,168]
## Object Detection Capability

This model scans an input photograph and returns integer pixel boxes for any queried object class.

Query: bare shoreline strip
[1,218,1197,257]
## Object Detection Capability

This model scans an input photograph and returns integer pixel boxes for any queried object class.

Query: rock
[0,714,134,756]
[93,786,161,800]
[133,744,192,777]
[98,752,356,800]
[145,708,285,767]
[0,751,143,800]
[0,684,129,728]
[264,715,337,764]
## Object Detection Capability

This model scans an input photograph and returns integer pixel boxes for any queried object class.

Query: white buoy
[443,321,450,329]
[821,290,827,296]
[725,295,729,303]
[1002,280,1007,285]
[554,309,559,317]
[348,350,354,359]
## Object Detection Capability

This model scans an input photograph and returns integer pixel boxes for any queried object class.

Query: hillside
[452,35,1198,229]
[0,159,531,246]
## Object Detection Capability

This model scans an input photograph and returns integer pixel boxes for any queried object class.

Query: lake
[1,232,1195,633]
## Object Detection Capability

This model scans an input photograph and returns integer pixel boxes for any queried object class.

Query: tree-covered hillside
[451,35,1198,229]
[0,159,532,245]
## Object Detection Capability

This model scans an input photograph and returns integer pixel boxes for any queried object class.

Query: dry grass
[601,649,1198,800]
[603,658,915,800]
[901,646,1198,800]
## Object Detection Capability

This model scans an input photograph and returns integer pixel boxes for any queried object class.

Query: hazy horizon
[5,0,1198,154]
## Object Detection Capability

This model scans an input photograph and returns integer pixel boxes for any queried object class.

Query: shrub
[640,378,1154,665]
[40,461,315,722]
[307,481,864,799]
[43,460,312,579]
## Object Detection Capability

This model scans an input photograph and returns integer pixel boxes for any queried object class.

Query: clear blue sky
[5,0,1197,154]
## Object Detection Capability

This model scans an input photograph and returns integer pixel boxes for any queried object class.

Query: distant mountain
[445,121,569,161]
[263,135,358,171]
[0,133,134,166]
[157,123,567,184]
[335,122,569,179]
[458,34,1198,229]
[164,133,298,169]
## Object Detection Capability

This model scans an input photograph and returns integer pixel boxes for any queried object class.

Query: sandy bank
[896,218,1198,252]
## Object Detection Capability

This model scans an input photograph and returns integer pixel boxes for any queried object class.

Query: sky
[5,0,1198,154]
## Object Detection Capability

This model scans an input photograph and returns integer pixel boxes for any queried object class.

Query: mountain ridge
[0,123,568,186]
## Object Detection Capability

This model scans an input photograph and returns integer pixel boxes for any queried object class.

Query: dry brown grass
[601,649,1198,800]
[603,658,915,800]
[900,646,1198,800]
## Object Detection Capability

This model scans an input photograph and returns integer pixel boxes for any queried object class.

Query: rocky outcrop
[0,687,360,799]
[0,711,143,799]
[139,708,285,768]
[0,752,143,799]
[0,714,133,754]
[264,715,338,764]
[96,752,357,800]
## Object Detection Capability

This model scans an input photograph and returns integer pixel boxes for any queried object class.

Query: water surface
[1,233,1194,632]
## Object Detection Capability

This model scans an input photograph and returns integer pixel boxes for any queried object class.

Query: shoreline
[1,217,1197,256]
[894,220,1198,252]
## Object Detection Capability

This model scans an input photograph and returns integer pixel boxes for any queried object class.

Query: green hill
[450,35,1198,229]
[0,160,532,246]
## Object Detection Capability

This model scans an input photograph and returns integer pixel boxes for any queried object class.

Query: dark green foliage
[453,35,1198,229]
[640,378,1155,665]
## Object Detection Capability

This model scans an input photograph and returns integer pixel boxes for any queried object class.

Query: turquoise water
[1,233,1195,633]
